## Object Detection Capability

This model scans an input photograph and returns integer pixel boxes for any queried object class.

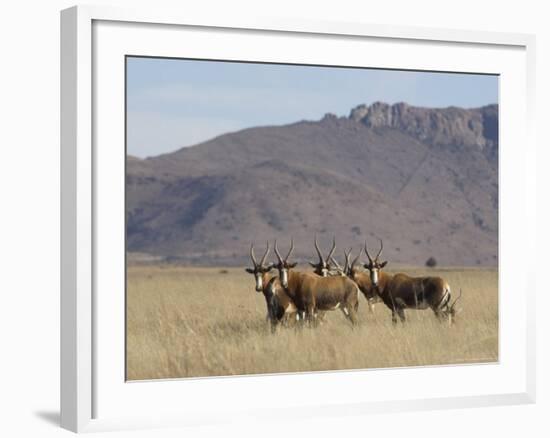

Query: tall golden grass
[126,265,497,380]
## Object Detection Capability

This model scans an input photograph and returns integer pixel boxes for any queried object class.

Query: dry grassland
[126,265,498,380]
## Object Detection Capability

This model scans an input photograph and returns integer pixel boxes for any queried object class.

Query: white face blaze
[280,269,288,288]
[321,267,329,277]
[371,268,379,286]
[255,273,263,291]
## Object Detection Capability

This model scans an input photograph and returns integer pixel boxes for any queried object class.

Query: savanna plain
[126,265,498,380]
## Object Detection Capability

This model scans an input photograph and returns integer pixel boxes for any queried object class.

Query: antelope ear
[308,261,317,267]
[245,268,255,274]
[288,262,298,268]
[379,261,388,268]
[265,265,274,272]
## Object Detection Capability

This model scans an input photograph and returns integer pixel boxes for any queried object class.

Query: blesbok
[331,248,379,313]
[362,239,462,325]
[245,242,297,332]
[309,235,338,277]
[273,239,360,326]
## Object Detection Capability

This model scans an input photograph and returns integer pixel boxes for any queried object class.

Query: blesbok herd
[245,236,462,331]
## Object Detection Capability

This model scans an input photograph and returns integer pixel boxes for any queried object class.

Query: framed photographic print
[61,5,536,433]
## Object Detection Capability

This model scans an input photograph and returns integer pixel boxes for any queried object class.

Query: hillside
[127,102,498,266]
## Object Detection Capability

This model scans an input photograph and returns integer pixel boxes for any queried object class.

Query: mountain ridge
[127,102,498,267]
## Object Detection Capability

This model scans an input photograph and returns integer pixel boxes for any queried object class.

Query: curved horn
[259,240,270,266]
[274,239,283,263]
[375,238,384,261]
[250,243,258,267]
[364,240,373,263]
[450,289,462,310]
[314,234,323,263]
[325,236,336,263]
[351,247,363,269]
[343,247,352,272]
[330,255,343,272]
[285,238,294,262]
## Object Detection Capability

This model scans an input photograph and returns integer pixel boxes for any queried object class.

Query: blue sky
[127,57,498,158]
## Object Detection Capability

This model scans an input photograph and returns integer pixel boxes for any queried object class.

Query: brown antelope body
[363,240,461,324]
[273,240,360,326]
[331,248,380,313]
[245,242,297,332]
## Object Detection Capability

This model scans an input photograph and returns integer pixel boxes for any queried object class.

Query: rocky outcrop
[349,102,498,160]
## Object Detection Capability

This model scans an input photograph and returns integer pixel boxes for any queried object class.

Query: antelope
[331,248,379,313]
[273,239,360,326]
[362,239,462,325]
[306,235,343,323]
[245,241,297,332]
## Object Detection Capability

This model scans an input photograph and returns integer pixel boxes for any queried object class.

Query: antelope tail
[436,284,451,310]
[441,284,451,309]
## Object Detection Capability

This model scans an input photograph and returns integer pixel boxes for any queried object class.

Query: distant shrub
[219,269,229,274]
[425,257,437,268]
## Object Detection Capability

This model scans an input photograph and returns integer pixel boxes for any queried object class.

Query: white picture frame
[60,5,536,433]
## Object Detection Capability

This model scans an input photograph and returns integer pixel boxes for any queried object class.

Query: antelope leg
[306,305,317,328]
[397,308,406,323]
[341,306,358,326]
[367,299,375,313]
